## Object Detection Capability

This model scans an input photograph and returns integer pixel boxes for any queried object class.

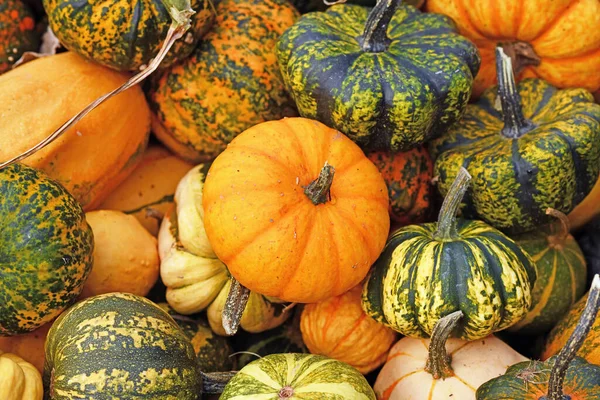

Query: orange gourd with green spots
[0,0,39,74]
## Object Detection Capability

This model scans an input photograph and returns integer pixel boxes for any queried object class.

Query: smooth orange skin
[203,118,390,303]
[0,322,51,374]
[0,52,151,209]
[300,285,397,374]
[427,0,600,97]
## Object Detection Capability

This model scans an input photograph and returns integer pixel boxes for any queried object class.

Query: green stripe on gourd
[276,0,480,153]
[431,48,600,234]
[0,163,93,336]
[362,167,536,340]
[220,353,375,400]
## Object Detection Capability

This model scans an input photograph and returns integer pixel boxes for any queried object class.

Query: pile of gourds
[1,0,600,399]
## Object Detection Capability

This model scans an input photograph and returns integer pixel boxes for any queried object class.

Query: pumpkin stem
[0,2,195,170]
[433,167,471,241]
[361,0,401,52]
[222,277,251,336]
[424,310,463,379]
[500,41,541,76]
[304,162,335,205]
[495,47,536,139]
[546,208,571,244]
[545,274,600,400]
[279,386,295,399]
[200,371,237,394]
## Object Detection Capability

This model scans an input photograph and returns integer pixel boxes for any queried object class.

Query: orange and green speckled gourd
[430,48,600,234]
[276,0,480,153]
[0,0,39,74]
[42,0,215,71]
[147,0,299,163]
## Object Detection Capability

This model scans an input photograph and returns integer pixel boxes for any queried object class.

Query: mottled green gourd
[431,48,600,234]
[42,0,215,71]
[276,0,480,153]
[362,168,537,341]
[0,163,93,336]
[509,209,587,335]
[290,0,424,14]
[476,275,600,400]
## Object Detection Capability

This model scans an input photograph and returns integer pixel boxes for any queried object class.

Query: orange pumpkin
[427,0,600,97]
[300,285,396,374]
[203,117,390,303]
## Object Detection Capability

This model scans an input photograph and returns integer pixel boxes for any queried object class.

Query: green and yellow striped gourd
[362,168,537,340]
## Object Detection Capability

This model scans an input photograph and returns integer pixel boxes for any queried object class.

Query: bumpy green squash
[0,0,39,74]
[431,48,600,234]
[220,353,375,399]
[362,168,537,340]
[0,163,93,336]
[277,0,480,153]
[42,0,214,71]
[509,210,587,335]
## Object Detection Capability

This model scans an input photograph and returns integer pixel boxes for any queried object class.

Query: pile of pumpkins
[1,0,600,399]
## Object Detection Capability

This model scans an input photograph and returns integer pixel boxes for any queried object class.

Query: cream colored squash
[0,351,43,400]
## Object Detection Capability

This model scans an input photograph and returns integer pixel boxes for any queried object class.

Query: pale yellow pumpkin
[0,351,43,400]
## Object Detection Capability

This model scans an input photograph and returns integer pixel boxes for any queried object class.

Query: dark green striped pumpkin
[220,353,375,399]
[43,293,201,399]
[362,168,537,341]
[42,0,215,71]
[508,210,587,335]
[276,0,480,153]
[430,48,600,234]
[0,163,93,336]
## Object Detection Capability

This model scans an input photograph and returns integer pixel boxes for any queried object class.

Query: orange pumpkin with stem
[203,117,390,304]
[427,0,600,98]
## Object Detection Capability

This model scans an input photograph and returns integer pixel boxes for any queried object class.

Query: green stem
[545,274,600,400]
[304,162,335,205]
[222,277,251,336]
[200,371,237,394]
[433,167,471,241]
[361,0,402,52]
[424,310,463,379]
[495,47,536,139]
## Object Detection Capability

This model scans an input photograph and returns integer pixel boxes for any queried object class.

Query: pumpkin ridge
[427,379,437,400]
[552,129,587,200]
[381,370,424,400]
[329,312,368,354]
[224,144,297,176]
[327,204,377,262]
[448,341,471,356]
[528,1,580,45]
[451,372,477,391]
[320,295,344,344]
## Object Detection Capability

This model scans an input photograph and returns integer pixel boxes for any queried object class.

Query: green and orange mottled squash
[290,0,425,13]
[220,353,376,400]
[148,0,299,162]
[427,0,600,98]
[368,147,433,225]
[0,0,39,74]
[0,163,94,337]
[0,52,151,209]
[362,168,537,340]
[0,350,43,400]
[431,48,600,234]
[276,0,480,153]
[43,0,215,71]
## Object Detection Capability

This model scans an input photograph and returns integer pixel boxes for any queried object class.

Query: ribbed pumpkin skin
[301,285,396,374]
[0,351,44,400]
[362,219,536,340]
[148,0,299,162]
[276,3,480,153]
[0,0,39,74]
[476,357,600,400]
[42,0,214,71]
[542,292,600,365]
[368,147,433,225]
[220,353,376,400]
[508,228,587,335]
[431,79,600,234]
[0,52,151,209]
[43,293,200,399]
[0,164,94,336]
[427,0,600,98]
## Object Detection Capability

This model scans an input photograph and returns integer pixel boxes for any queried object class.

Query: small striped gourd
[362,168,537,340]
[220,353,376,400]
[431,48,600,234]
[508,209,587,335]
[276,0,480,153]
[0,0,39,74]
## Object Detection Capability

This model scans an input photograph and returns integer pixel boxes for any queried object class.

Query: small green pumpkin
[431,48,600,234]
[476,275,600,400]
[508,209,587,335]
[42,0,215,71]
[0,163,93,336]
[220,353,375,400]
[276,0,480,153]
[0,0,40,74]
[362,167,537,340]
